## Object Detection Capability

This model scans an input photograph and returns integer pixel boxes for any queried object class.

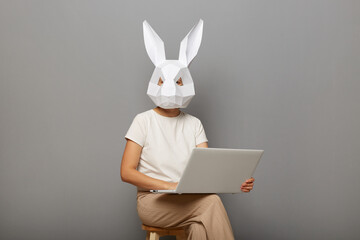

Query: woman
[121,107,255,240]
[120,19,255,239]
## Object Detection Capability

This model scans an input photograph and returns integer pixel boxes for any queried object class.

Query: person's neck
[153,107,181,117]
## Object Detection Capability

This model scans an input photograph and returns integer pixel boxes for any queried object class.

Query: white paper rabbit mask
[143,19,204,109]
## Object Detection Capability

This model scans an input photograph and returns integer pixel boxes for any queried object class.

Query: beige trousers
[137,191,235,240]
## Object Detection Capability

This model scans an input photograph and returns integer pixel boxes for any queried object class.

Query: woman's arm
[121,140,208,190]
[196,142,208,148]
[120,139,176,190]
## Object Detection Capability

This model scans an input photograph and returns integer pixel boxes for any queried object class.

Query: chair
[141,224,187,240]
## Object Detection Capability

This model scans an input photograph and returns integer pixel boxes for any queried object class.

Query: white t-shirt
[124,109,208,190]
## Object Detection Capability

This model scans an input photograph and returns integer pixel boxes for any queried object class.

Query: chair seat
[141,224,186,240]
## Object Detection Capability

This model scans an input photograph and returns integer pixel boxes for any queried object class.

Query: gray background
[0,0,359,239]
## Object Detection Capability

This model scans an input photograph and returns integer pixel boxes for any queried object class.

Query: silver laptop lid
[174,148,263,194]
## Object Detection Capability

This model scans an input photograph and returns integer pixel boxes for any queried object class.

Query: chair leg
[148,231,160,240]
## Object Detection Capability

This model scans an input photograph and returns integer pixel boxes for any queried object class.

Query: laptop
[150,147,264,194]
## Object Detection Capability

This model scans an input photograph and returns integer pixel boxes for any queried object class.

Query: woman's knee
[204,194,222,205]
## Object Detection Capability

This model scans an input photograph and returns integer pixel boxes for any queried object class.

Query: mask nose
[160,79,176,96]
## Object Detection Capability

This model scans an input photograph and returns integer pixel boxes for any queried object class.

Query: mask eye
[157,77,164,86]
[176,77,183,86]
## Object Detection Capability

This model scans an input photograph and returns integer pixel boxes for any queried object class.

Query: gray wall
[1,0,359,239]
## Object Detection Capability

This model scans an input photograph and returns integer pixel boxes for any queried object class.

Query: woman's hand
[167,182,179,190]
[241,177,255,193]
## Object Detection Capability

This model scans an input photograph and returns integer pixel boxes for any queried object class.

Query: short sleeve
[125,114,147,147]
[195,119,208,145]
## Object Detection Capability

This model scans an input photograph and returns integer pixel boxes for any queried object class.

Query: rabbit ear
[143,20,166,67]
[178,19,204,67]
